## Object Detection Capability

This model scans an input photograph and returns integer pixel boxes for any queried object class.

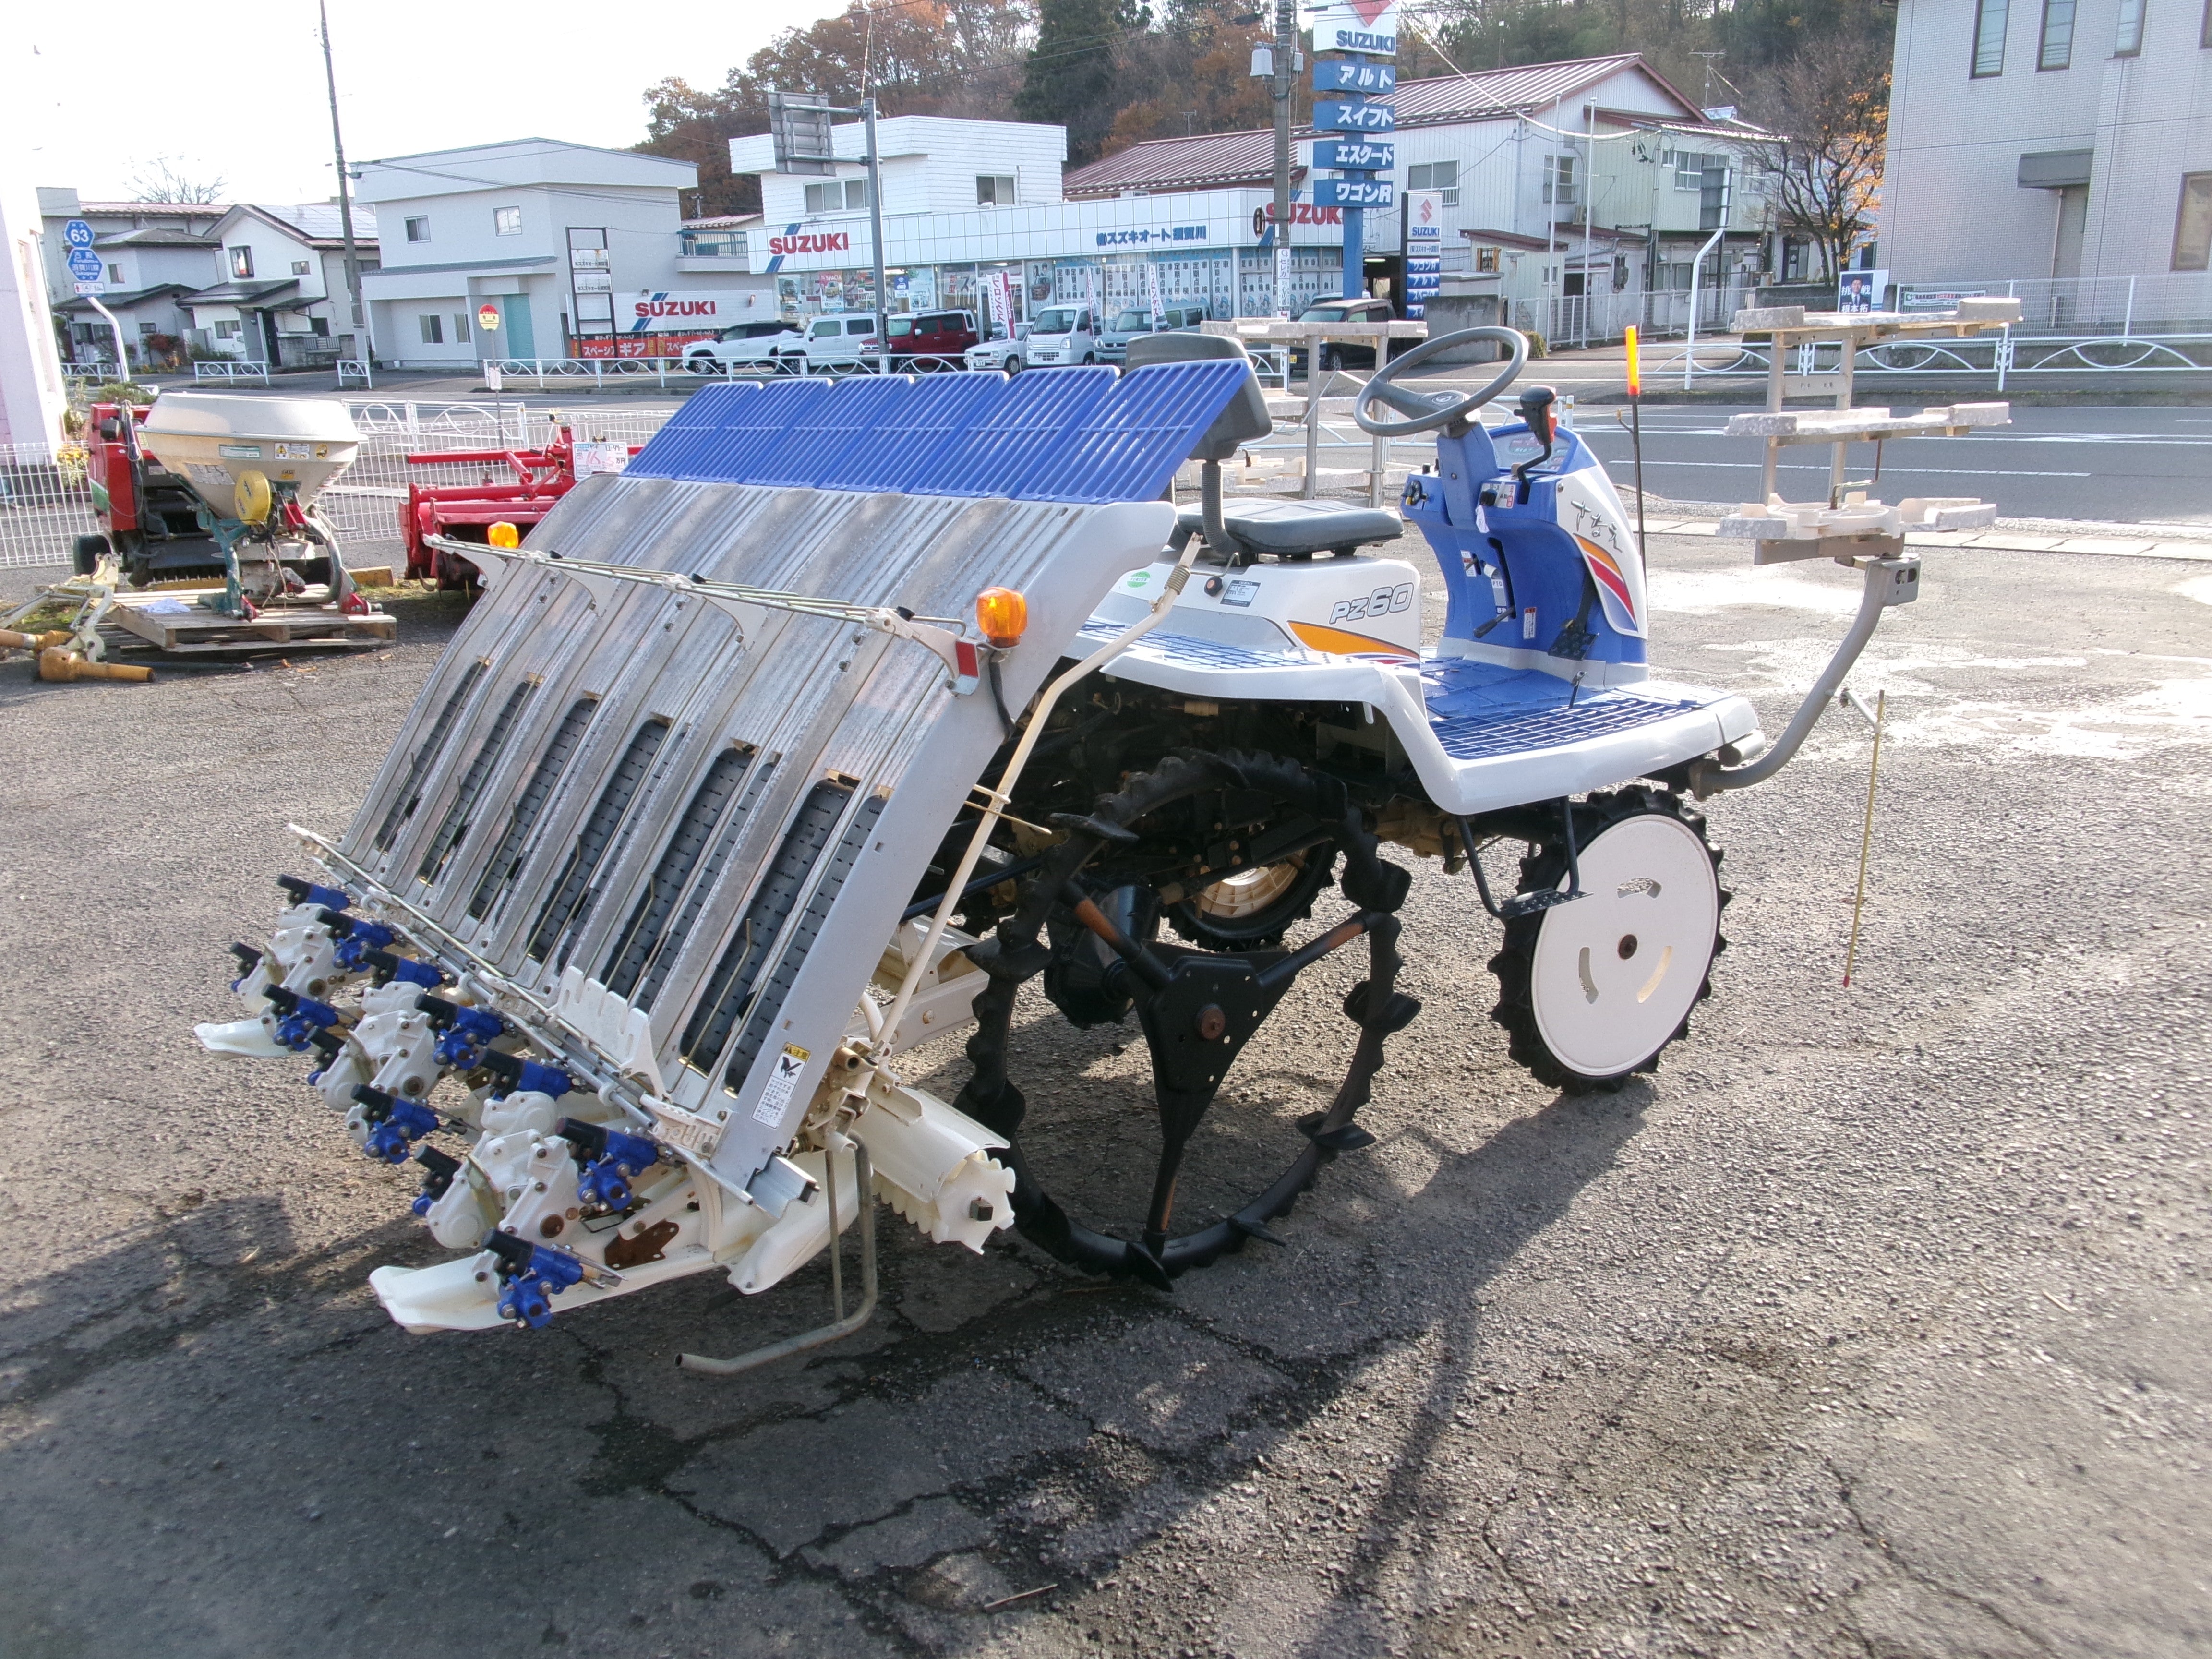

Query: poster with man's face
[1837,269,1888,313]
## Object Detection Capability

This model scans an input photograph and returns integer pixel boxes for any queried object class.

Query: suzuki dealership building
[730,117,1352,329]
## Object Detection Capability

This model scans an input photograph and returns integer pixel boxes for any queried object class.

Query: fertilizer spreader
[196,322,2000,1359]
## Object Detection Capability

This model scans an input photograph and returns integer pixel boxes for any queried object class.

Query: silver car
[1097,304,1208,365]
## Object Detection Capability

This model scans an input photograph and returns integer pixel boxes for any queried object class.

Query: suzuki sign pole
[1310,4,1398,302]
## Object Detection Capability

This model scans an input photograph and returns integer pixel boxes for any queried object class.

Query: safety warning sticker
[752,1043,812,1126]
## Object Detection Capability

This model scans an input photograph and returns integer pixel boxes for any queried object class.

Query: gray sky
[15,0,845,207]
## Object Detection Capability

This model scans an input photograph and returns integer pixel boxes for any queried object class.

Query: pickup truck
[1097,303,1208,364]
[1023,304,1100,368]
[682,319,803,375]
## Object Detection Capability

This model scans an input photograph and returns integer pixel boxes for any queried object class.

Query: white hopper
[139,393,361,521]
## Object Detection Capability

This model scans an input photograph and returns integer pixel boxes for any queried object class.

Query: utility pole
[1272,0,1295,315]
[864,97,889,374]
[319,0,370,364]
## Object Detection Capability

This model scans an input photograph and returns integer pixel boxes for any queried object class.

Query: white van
[794,313,883,373]
[1024,304,1100,368]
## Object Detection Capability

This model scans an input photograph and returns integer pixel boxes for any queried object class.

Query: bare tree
[1750,32,1887,279]
[125,158,228,204]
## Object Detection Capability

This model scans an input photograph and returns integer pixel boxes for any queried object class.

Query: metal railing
[0,408,680,572]
[0,441,99,571]
[193,361,271,385]
[337,360,373,388]
[1649,330,2212,391]
[1897,273,2212,334]
[483,357,701,391]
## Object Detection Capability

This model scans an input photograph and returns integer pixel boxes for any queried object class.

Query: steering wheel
[1352,326,1529,437]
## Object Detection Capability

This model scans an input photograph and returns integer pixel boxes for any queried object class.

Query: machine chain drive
[956,750,1417,1285]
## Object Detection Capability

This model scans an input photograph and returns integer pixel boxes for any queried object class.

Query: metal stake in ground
[1625,324,1647,566]
[1843,688,1887,987]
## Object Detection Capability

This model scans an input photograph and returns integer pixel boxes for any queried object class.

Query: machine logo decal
[1574,535,1644,637]
[1290,620,1416,658]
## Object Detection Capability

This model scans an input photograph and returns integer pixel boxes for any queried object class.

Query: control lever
[1513,385,1558,483]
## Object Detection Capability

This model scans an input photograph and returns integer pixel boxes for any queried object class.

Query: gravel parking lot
[1,531,2206,1658]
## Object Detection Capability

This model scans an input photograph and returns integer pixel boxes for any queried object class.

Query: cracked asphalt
[1,530,2207,1659]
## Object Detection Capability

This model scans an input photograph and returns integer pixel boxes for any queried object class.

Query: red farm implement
[401,425,639,590]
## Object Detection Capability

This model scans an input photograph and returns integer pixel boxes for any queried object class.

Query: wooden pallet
[103,587,397,652]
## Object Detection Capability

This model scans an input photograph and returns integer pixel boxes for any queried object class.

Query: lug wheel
[1489,789,1727,1092]
[1168,849,1337,950]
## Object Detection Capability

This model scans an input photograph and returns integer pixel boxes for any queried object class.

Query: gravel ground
[0,534,2206,1659]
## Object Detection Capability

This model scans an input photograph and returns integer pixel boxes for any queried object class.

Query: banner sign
[621,290,780,334]
[1145,260,1165,325]
[1837,269,1891,313]
[1315,60,1395,93]
[1314,178,1396,210]
[1313,99,1395,133]
[1314,139,1394,172]
[1310,1,1398,56]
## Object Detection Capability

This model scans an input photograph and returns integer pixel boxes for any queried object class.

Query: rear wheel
[1488,789,1727,1093]
[72,533,109,576]
[1004,354,1023,374]
[1167,848,1337,950]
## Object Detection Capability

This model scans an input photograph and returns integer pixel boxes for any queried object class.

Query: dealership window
[405,216,431,242]
[1972,0,2010,73]
[2175,173,2212,269]
[494,206,523,237]
[1407,160,1459,205]
[804,178,870,213]
[2039,0,2075,65]
[976,174,1017,206]
[1542,154,1576,206]
[229,246,254,278]
[454,314,471,343]
[419,313,444,345]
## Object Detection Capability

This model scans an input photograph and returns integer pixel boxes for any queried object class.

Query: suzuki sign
[621,291,781,334]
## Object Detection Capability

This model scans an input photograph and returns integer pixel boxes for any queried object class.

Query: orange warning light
[975,587,1028,649]
[1624,325,1642,398]
[487,521,520,549]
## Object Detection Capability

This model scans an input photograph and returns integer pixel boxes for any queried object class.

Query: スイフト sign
[1313,99,1396,133]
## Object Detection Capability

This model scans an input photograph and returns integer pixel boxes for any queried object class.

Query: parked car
[963,325,1030,374]
[1024,304,1100,367]
[888,310,980,369]
[1097,304,1208,364]
[792,313,884,373]
[683,319,803,375]
[1287,296,1412,372]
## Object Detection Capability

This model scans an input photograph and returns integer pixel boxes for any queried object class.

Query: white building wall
[733,117,1067,227]
[1883,0,2211,284]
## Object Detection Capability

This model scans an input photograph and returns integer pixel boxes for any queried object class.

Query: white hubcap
[1528,813,1719,1078]
[1193,854,1306,922]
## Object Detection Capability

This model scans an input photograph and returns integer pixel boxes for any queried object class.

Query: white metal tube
[873,545,1204,1052]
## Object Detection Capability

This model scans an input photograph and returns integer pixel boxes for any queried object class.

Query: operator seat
[1125,331,1402,563]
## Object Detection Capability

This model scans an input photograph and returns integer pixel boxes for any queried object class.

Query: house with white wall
[35,189,227,367]
[1882,0,2212,308]
[180,204,379,366]
[356,138,756,368]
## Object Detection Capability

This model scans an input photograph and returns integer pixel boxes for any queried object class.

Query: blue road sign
[1313,99,1396,133]
[1314,60,1395,93]
[1314,177,1396,209]
[1313,139,1395,172]
[63,218,95,249]
[66,247,104,282]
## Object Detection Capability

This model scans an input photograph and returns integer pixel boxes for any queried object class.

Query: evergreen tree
[1016,0,1142,165]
